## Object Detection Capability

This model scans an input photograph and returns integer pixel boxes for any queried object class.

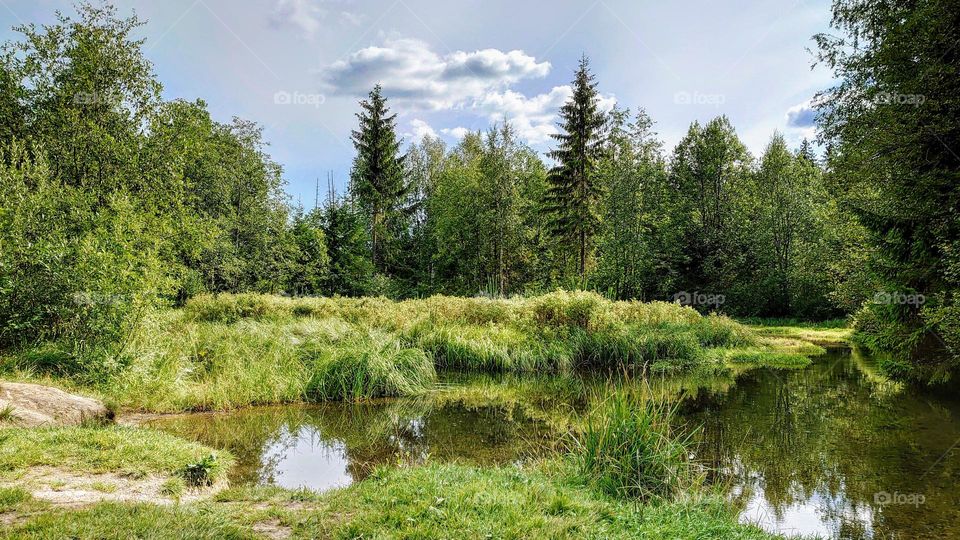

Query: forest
[2,2,957,383]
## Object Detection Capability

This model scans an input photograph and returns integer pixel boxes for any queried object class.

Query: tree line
[0,1,957,380]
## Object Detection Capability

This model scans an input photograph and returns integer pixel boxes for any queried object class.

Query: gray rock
[0,382,112,427]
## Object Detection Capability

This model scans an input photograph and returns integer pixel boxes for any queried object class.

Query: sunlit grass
[0,426,232,481]
[5,291,829,413]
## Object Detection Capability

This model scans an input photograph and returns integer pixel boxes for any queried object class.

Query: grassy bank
[0,426,232,481]
[2,460,780,540]
[0,425,233,511]
[2,291,827,413]
[741,317,852,348]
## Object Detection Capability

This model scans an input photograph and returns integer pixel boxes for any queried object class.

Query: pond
[146,348,960,540]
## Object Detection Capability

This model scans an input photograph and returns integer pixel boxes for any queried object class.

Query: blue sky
[0,0,834,207]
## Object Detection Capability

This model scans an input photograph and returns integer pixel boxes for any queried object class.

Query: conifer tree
[349,84,408,273]
[544,55,606,280]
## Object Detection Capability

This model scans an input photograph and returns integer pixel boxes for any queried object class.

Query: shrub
[0,142,171,380]
[693,315,754,348]
[531,290,604,329]
[183,293,292,323]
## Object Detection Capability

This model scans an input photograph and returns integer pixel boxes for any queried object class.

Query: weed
[179,454,219,488]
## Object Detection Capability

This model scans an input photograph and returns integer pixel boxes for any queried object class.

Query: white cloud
[408,118,437,142]
[473,86,616,144]
[320,37,551,109]
[441,126,470,139]
[785,100,816,128]
[270,0,325,38]
[321,37,615,145]
[784,99,819,143]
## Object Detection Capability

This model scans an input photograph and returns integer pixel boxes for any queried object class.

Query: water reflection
[146,401,553,491]
[147,349,960,539]
[682,349,960,539]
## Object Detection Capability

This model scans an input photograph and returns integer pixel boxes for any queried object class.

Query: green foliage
[0,142,169,378]
[815,0,960,377]
[594,108,671,300]
[545,56,607,280]
[319,192,376,296]
[575,390,697,500]
[0,3,306,379]
[178,454,221,487]
[349,84,409,274]
[303,331,435,401]
[423,124,549,296]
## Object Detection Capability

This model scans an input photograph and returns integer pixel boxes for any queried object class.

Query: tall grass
[573,387,698,501]
[303,330,435,401]
[7,290,819,412]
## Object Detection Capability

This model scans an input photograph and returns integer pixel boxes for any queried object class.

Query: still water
[147,349,960,539]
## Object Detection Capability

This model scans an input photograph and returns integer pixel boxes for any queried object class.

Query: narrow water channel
[147,349,960,539]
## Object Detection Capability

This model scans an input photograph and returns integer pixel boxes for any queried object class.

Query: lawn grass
[290,461,779,539]
[0,426,232,482]
[1,461,782,539]
[741,317,852,348]
[0,502,256,540]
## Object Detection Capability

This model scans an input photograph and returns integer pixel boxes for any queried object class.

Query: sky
[0,0,835,207]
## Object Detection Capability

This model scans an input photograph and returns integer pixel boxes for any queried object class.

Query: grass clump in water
[574,389,697,501]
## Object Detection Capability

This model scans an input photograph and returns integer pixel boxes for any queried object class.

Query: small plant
[89,481,118,493]
[0,404,16,423]
[178,454,219,487]
[161,476,185,499]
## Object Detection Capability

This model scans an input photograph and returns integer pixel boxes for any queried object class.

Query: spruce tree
[544,55,606,280]
[349,84,408,273]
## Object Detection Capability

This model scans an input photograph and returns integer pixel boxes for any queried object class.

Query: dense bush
[0,143,169,379]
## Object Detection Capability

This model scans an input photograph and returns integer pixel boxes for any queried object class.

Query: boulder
[0,382,111,427]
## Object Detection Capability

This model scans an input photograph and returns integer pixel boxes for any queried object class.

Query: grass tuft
[574,388,698,501]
